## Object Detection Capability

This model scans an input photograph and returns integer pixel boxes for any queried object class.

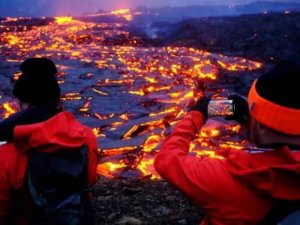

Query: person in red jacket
[0,58,98,225]
[154,60,300,225]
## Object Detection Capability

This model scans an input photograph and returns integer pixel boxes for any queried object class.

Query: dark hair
[13,58,61,105]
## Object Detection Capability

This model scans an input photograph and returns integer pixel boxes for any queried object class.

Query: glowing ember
[55,16,73,24]
[111,9,130,15]
[111,9,133,21]
[0,15,262,179]
[86,8,139,22]
[1,102,18,119]
[5,34,20,45]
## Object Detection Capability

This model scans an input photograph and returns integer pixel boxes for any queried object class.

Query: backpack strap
[279,210,300,225]
[259,200,300,225]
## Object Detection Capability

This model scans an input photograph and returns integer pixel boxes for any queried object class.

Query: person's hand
[189,96,211,121]
[226,95,250,124]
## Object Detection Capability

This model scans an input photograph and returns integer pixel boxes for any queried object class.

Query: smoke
[0,0,297,17]
[0,0,102,17]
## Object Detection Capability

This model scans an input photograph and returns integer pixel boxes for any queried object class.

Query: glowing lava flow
[55,16,74,24]
[0,15,262,179]
[86,8,140,21]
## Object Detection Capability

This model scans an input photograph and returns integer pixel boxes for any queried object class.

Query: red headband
[248,80,300,135]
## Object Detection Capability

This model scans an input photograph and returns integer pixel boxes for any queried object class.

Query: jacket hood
[225,147,300,200]
[14,111,89,152]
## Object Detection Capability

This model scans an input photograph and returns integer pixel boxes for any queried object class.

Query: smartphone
[207,99,234,116]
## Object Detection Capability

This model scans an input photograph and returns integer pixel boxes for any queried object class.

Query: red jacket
[154,111,300,225]
[0,111,98,224]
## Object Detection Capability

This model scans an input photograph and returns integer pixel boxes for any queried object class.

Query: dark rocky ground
[131,11,300,64]
[94,178,203,225]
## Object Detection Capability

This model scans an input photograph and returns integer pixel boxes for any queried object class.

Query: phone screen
[207,100,234,116]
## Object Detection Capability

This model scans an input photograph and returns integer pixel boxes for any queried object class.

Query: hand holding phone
[190,94,249,124]
[189,96,211,121]
[226,95,250,123]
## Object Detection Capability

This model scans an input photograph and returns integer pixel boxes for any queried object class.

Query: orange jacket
[154,111,300,225]
[0,111,98,225]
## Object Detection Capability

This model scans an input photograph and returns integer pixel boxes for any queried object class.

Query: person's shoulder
[0,141,26,163]
[0,142,14,151]
[55,111,97,141]
[83,125,97,139]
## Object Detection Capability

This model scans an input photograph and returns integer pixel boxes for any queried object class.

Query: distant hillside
[133,1,300,23]
[236,1,300,14]
[131,11,300,64]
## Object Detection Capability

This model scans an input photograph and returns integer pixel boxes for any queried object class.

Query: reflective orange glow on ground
[0,15,261,179]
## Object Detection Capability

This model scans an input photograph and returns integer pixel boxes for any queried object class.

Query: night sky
[0,0,295,17]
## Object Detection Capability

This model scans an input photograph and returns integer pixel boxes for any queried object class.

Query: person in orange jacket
[154,60,300,225]
[0,58,98,225]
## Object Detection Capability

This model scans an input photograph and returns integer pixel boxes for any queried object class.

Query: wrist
[186,111,205,130]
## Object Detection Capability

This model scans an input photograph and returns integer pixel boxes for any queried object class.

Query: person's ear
[256,121,270,135]
[19,102,30,110]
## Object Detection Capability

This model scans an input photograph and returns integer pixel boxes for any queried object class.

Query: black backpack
[25,144,95,225]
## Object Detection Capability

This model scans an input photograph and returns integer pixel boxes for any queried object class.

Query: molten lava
[0,13,262,179]
[55,16,73,24]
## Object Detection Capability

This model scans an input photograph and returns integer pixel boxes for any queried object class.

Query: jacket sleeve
[154,111,212,201]
[0,143,28,224]
[0,104,62,142]
[0,158,12,224]
[85,127,99,186]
